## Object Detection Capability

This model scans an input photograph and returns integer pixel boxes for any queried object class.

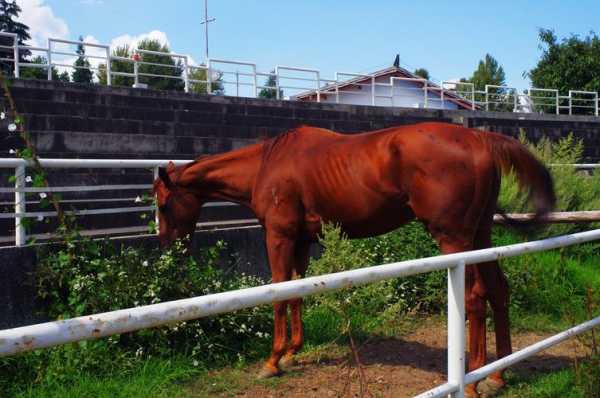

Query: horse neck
[181,144,263,207]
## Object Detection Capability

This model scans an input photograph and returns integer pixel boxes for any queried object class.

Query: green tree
[413,68,430,80]
[0,0,31,75]
[97,45,133,87]
[464,53,506,91]
[258,70,282,99]
[98,39,184,90]
[527,28,600,93]
[71,35,93,84]
[189,66,223,95]
[20,56,69,82]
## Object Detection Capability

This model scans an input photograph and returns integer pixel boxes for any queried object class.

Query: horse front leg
[258,231,295,379]
[280,242,310,369]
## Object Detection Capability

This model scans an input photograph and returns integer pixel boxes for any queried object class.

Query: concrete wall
[3,78,600,328]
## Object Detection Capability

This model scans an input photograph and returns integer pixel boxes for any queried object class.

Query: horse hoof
[477,377,505,398]
[257,365,281,380]
[279,354,297,370]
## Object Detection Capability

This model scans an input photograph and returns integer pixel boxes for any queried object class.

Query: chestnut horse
[153,123,554,397]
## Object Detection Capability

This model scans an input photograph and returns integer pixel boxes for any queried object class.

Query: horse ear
[158,167,174,189]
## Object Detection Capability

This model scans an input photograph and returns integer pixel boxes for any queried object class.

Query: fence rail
[2,32,600,115]
[0,227,598,397]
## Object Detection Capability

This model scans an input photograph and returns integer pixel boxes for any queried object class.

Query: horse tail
[483,132,556,227]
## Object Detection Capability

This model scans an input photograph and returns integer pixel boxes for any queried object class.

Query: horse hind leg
[474,225,512,396]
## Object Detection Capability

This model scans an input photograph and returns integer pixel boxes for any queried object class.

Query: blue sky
[20,0,600,90]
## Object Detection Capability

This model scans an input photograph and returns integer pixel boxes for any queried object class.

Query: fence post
[252,65,258,98]
[316,71,321,103]
[556,92,560,115]
[153,166,160,235]
[371,76,375,106]
[13,35,19,78]
[485,86,489,111]
[275,70,281,100]
[448,260,465,398]
[47,39,52,81]
[133,59,139,87]
[106,47,112,86]
[569,92,573,116]
[183,56,189,93]
[471,85,475,110]
[423,80,428,109]
[595,93,598,117]
[14,164,26,246]
[207,59,212,95]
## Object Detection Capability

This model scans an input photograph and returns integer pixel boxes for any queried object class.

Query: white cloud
[19,0,69,47]
[110,30,170,52]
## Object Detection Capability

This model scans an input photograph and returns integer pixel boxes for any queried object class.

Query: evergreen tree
[258,70,282,99]
[72,36,93,84]
[464,54,506,91]
[97,39,184,90]
[0,0,31,75]
[20,55,70,82]
[189,66,223,95]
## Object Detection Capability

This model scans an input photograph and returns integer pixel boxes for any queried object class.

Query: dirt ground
[216,320,589,398]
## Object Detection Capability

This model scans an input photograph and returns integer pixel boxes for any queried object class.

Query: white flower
[192,360,199,367]
[1,112,5,119]
[8,149,15,154]
[7,123,17,132]
[37,215,44,221]
[134,196,142,203]
[142,260,148,267]
[39,192,47,199]
[25,176,32,183]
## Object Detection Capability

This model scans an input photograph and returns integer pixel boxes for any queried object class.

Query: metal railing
[0,227,597,397]
[0,158,248,246]
[2,32,600,115]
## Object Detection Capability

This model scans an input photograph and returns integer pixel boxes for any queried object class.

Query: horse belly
[306,200,415,240]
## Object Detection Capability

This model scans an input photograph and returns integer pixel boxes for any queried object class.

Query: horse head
[153,161,204,248]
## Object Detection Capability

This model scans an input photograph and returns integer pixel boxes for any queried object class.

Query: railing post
[371,76,375,106]
[485,85,490,111]
[14,164,26,246]
[47,39,52,81]
[275,70,281,100]
[556,91,560,115]
[252,65,258,98]
[595,93,598,117]
[183,56,189,93]
[106,47,112,86]
[569,92,573,116]
[13,35,19,78]
[423,80,428,109]
[448,260,466,398]
[471,85,475,111]
[133,58,139,87]
[207,59,212,95]
[153,166,160,235]
[316,71,321,103]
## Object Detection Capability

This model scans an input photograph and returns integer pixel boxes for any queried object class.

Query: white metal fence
[0,158,252,246]
[0,227,598,397]
[2,32,600,116]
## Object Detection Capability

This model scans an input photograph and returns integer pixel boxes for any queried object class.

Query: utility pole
[200,0,216,61]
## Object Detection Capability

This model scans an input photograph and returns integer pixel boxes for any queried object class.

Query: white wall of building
[317,75,460,110]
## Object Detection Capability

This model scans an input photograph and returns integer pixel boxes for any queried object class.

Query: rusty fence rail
[0,228,599,397]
